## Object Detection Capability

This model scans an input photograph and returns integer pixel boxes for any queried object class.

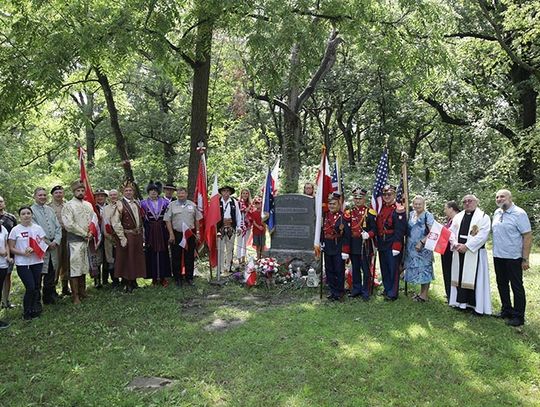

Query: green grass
[1,253,539,407]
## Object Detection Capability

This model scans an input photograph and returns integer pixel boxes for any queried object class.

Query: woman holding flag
[8,207,46,320]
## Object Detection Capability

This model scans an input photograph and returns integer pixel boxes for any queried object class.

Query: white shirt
[0,225,8,268]
[8,223,46,266]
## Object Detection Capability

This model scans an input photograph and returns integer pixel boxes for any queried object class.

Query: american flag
[331,159,345,210]
[371,148,389,214]
[396,174,410,204]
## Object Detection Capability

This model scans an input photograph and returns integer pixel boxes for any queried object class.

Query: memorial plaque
[271,194,315,251]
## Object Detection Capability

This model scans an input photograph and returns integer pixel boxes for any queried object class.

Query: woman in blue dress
[404,195,435,302]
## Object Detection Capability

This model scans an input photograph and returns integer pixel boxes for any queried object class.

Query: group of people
[0,176,533,329]
[320,185,532,327]
[0,180,268,325]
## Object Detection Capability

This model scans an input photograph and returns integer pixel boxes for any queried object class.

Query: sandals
[413,295,426,303]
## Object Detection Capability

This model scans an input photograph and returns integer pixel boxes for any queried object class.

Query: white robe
[448,209,492,315]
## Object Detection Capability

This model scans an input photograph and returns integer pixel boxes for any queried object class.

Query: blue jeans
[17,263,43,317]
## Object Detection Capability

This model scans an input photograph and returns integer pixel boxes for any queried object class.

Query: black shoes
[494,311,513,319]
[506,317,524,327]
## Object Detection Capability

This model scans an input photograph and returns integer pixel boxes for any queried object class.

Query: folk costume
[141,182,172,284]
[347,188,377,299]
[217,186,242,277]
[375,186,407,301]
[0,209,17,308]
[235,195,252,263]
[111,186,147,291]
[48,185,70,295]
[102,200,119,287]
[321,196,351,300]
[448,208,492,314]
[61,181,95,303]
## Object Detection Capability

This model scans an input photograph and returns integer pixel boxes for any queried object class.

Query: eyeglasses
[382,193,393,197]
[462,199,474,203]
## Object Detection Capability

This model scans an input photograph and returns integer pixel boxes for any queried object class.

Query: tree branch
[296,29,343,109]
[444,32,496,41]
[477,0,539,79]
[420,96,469,126]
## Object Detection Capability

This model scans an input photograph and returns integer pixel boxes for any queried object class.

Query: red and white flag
[104,217,114,236]
[313,146,332,255]
[29,231,48,260]
[424,221,451,255]
[179,222,194,249]
[206,175,221,268]
[89,213,102,247]
[78,146,95,207]
[193,150,208,246]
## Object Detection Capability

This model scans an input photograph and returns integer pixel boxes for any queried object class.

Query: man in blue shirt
[492,189,532,327]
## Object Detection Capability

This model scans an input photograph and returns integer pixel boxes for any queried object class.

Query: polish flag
[424,221,451,254]
[244,258,257,287]
[193,151,208,246]
[104,217,114,236]
[205,175,221,268]
[313,146,332,255]
[78,146,95,207]
[179,222,194,249]
[29,232,48,260]
[89,213,102,247]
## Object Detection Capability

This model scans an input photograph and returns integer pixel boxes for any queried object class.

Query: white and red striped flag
[78,146,95,207]
[29,231,48,260]
[206,175,221,268]
[193,146,208,246]
[179,222,194,249]
[424,221,451,254]
[89,213,102,247]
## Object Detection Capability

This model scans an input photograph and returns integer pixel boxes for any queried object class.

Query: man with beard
[48,185,71,296]
[492,189,532,326]
[31,187,62,304]
[448,194,492,315]
[61,180,95,304]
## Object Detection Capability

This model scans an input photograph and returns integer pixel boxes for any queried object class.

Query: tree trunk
[282,109,301,193]
[187,22,213,197]
[94,66,135,183]
[510,64,537,187]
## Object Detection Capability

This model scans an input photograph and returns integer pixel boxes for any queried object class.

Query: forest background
[1,0,538,237]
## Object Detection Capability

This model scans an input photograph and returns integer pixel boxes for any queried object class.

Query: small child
[248,197,266,260]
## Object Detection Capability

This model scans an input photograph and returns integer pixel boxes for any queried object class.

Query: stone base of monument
[269,249,319,270]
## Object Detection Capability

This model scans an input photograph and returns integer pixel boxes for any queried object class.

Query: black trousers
[171,231,196,281]
[41,258,57,302]
[440,248,452,301]
[493,257,526,320]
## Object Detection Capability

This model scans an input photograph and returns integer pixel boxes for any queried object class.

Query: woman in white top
[0,224,12,328]
[8,206,46,320]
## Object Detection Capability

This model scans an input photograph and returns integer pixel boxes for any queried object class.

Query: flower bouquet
[256,257,279,287]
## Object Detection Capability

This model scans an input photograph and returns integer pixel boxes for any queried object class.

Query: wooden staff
[401,152,410,296]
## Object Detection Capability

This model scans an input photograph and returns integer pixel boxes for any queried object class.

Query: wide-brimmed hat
[218,185,235,194]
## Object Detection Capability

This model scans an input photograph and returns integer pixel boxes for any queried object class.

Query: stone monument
[269,194,317,266]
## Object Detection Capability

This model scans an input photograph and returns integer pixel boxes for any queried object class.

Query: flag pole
[401,152,409,296]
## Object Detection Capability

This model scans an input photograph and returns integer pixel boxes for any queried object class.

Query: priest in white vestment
[448,194,492,315]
